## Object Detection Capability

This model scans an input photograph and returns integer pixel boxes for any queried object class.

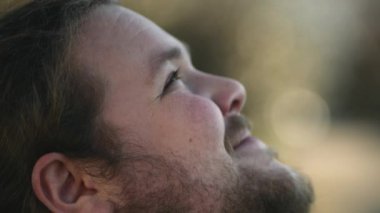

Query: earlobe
[31,153,114,213]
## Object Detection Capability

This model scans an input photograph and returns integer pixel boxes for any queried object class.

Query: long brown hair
[0,0,121,212]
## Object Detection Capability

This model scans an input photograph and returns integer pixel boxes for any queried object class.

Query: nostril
[215,80,246,116]
[230,99,241,113]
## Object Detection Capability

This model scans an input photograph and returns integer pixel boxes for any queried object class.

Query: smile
[233,135,258,150]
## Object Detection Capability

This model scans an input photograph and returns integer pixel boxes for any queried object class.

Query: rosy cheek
[172,92,225,148]
[188,97,223,129]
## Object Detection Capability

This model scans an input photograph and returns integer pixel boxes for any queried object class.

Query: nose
[189,71,247,116]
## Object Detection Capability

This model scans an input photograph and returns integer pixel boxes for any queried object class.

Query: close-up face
[73,4,313,212]
[5,0,380,212]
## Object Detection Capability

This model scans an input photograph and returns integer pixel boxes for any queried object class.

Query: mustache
[224,114,252,154]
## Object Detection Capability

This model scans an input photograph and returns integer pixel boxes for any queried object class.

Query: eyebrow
[149,43,191,76]
[150,47,182,71]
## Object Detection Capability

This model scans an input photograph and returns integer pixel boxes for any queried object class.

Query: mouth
[229,129,263,151]
[226,132,276,161]
[226,128,249,150]
[225,127,259,151]
[224,114,272,157]
[233,134,258,150]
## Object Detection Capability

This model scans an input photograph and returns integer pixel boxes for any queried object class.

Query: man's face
[74,4,313,212]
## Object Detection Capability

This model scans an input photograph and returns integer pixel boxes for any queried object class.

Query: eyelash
[160,69,181,97]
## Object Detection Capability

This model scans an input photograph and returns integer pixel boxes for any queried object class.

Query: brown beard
[222,114,314,212]
[112,114,314,212]
[113,155,314,213]
[223,160,314,213]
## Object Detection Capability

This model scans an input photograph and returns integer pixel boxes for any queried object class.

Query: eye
[159,69,181,98]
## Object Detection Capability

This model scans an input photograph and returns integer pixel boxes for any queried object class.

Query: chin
[225,151,314,213]
[222,137,314,212]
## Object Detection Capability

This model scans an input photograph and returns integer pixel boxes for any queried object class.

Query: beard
[112,115,314,213]
[224,159,314,213]
[222,115,314,213]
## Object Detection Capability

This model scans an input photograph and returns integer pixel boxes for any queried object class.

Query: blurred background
[2,0,380,212]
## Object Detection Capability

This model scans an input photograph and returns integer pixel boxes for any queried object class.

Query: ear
[32,153,114,213]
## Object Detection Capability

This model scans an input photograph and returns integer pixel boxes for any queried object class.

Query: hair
[0,0,121,212]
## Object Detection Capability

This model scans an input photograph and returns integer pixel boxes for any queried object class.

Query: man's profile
[0,0,313,212]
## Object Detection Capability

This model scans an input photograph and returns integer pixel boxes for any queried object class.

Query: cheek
[151,92,225,154]
[186,97,224,139]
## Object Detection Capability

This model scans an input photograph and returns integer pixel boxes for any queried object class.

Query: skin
[32,4,313,213]
[74,6,246,209]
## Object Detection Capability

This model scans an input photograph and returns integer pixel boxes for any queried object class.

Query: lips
[229,130,251,150]
[224,114,270,156]
[224,114,253,153]
[223,126,247,153]
[233,134,254,150]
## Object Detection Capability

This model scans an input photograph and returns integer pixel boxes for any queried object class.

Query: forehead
[73,4,183,74]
